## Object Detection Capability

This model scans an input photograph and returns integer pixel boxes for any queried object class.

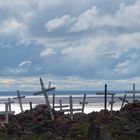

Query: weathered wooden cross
[6,98,14,112]
[125,83,140,102]
[34,78,56,120]
[61,95,82,119]
[119,94,129,110]
[109,94,115,115]
[0,103,15,124]
[13,90,25,113]
[96,84,115,114]
[79,94,88,113]
[52,93,68,111]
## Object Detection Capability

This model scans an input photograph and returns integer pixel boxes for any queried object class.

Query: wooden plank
[69,95,73,119]
[13,90,25,113]
[34,87,55,95]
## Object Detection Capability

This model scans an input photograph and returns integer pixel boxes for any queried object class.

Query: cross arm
[61,108,82,112]
[34,87,56,95]
[124,90,140,93]
[96,93,115,95]
[13,96,25,99]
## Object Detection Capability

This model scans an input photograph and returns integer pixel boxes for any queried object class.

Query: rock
[73,113,88,122]
[88,121,112,140]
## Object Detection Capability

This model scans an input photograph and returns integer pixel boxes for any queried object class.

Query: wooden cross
[52,93,68,111]
[0,103,15,124]
[53,99,68,111]
[125,83,140,102]
[6,98,14,112]
[79,94,88,113]
[96,84,115,114]
[61,95,82,119]
[13,90,25,113]
[34,78,56,120]
[109,94,115,115]
[119,94,129,110]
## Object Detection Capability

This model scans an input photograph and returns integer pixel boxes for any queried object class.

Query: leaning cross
[96,84,115,114]
[79,94,88,113]
[34,78,55,120]
[125,83,140,102]
[13,90,25,113]
[119,94,129,110]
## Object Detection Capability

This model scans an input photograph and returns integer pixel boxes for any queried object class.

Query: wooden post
[69,95,73,120]
[96,84,115,114]
[52,93,55,110]
[5,103,8,124]
[59,100,62,111]
[119,94,129,110]
[109,94,115,115]
[13,90,25,113]
[34,78,55,120]
[133,83,135,102]
[48,81,51,89]
[104,84,107,113]
[79,94,88,113]
[29,102,33,113]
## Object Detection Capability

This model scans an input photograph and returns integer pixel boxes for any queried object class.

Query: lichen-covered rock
[88,121,112,140]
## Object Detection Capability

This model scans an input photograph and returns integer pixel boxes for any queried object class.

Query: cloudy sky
[0,0,140,91]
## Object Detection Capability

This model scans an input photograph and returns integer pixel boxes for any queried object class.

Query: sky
[0,0,140,91]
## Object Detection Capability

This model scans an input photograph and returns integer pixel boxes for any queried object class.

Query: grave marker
[109,94,115,115]
[119,94,129,110]
[6,98,14,112]
[61,95,82,119]
[13,90,25,113]
[96,84,115,114]
[34,78,55,120]
[52,93,68,110]
[79,94,88,113]
[125,83,140,102]
[0,103,15,124]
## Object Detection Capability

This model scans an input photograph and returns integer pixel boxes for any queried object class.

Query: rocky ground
[0,101,140,140]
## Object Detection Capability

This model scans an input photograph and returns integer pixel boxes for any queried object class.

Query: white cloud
[0,19,24,33]
[45,1,140,32]
[4,67,28,75]
[19,60,32,67]
[40,48,56,57]
[114,59,139,75]
[45,15,72,32]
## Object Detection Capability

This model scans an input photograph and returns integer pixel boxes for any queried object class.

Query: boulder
[88,121,112,140]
